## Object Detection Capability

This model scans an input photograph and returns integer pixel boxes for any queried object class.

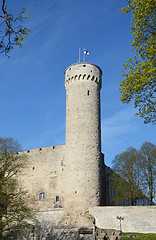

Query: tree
[119,0,156,124]
[139,142,156,205]
[0,0,30,57]
[0,137,34,239]
[32,222,83,240]
[111,147,142,205]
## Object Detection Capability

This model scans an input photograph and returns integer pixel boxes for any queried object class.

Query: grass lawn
[123,233,156,240]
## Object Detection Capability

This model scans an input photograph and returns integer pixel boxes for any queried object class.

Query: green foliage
[111,142,156,205]
[111,147,142,205]
[0,137,34,239]
[119,0,156,124]
[139,142,156,204]
[0,0,31,57]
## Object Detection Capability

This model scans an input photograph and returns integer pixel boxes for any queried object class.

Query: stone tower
[64,63,102,226]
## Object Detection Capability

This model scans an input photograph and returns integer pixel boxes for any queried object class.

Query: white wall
[89,206,156,233]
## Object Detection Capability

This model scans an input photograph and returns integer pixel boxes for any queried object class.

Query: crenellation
[18,149,29,155]
[19,145,65,154]
[65,73,101,88]
[28,148,42,154]
[65,63,102,89]
[41,145,55,151]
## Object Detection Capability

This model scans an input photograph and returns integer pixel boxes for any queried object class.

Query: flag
[84,49,90,55]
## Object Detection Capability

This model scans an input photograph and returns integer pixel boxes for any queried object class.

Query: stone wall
[18,144,66,212]
[36,210,65,227]
[89,206,156,233]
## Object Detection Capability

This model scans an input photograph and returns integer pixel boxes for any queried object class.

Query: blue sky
[0,0,155,167]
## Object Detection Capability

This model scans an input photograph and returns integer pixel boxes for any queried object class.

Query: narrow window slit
[39,193,45,200]
[56,196,59,202]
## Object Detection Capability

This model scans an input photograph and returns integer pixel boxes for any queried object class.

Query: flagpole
[79,48,81,63]
[83,48,85,62]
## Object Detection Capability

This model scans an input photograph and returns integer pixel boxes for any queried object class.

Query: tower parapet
[65,63,102,89]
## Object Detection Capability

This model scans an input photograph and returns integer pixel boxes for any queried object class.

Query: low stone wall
[36,210,65,226]
[89,206,156,233]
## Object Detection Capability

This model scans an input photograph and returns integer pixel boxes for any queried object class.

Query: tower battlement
[18,144,65,155]
[65,63,102,88]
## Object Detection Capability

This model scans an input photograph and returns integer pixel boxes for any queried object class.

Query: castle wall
[89,206,156,233]
[36,210,65,227]
[18,145,66,212]
[17,62,105,228]
[15,61,156,233]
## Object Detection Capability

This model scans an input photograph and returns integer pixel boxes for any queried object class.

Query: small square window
[39,193,45,200]
[56,196,59,202]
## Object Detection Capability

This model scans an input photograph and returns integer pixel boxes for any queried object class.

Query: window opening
[56,196,59,202]
[87,90,90,96]
[39,193,45,200]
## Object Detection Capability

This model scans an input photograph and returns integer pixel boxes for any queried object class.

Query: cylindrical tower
[64,62,102,226]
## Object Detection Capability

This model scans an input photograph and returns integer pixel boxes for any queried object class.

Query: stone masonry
[17,62,156,234]
[18,63,105,228]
